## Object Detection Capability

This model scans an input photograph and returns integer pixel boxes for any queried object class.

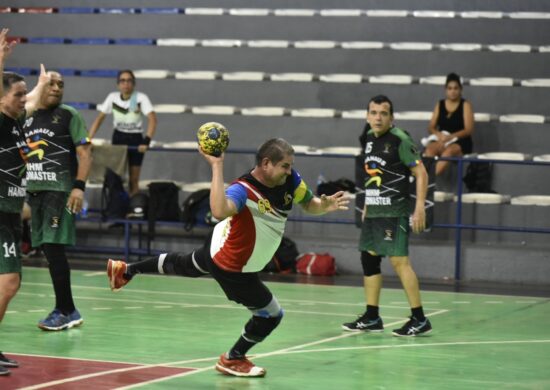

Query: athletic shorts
[112,129,145,167]
[359,216,409,257]
[28,191,76,247]
[194,241,273,310]
[0,211,22,274]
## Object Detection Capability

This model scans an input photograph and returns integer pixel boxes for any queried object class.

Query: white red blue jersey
[210,169,313,272]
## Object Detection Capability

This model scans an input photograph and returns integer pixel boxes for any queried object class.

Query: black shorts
[112,129,145,167]
[0,211,22,273]
[194,244,273,310]
[457,137,473,155]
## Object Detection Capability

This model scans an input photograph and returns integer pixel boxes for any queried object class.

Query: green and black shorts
[0,211,22,273]
[28,191,76,247]
[359,216,409,257]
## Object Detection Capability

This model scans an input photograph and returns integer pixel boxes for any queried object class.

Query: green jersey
[23,104,89,192]
[0,112,27,213]
[362,127,421,217]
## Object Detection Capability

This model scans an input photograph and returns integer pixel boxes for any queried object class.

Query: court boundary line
[277,338,550,355]
[24,267,549,299]
[14,291,413,319]
[114,309,450,389]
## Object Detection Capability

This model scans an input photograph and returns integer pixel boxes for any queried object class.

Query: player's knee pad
[161,251,209,277]
[361,251,382,276]
[243,298,284,343]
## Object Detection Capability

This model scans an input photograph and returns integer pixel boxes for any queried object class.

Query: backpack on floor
[463,162,495,193]
[180,189,216,231]
[147,182,181,239]
[101,168,129,221]
[296,253,336,276]
[262,236,299,273]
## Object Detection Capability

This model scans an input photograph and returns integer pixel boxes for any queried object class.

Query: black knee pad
[243,313,283,343]
[361,251,382,276]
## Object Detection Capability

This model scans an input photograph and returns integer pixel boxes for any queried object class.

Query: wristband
[73,179,86,191]
[142,136,152,146]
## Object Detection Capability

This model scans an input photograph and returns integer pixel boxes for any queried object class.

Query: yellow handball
[197,122,230,157]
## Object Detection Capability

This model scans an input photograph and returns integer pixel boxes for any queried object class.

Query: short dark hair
[445,72,462,88]
[368,94,394,115]
[2,72,25,94]
[117,69,136,83]
[256,138,294,166]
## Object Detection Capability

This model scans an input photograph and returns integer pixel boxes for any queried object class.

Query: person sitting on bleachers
[423,72,474,176]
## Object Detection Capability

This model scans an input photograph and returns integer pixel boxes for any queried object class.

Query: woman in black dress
[424,73,474,175]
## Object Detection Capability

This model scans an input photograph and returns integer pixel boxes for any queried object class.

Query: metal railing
[79,145,550,279]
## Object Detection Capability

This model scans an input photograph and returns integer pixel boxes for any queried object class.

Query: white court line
[18,286,442,312]
[18,292,387,318]
[84,271,105,277]
[114,309,451,389]
[273,339,550,356]
[252,309,449,360]
[23,268,548,300]
[18,360,207,390]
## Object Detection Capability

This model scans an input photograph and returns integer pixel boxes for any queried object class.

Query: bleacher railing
[79,146,550,280]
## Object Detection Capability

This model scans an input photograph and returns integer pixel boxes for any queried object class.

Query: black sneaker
[392,317,432,337]
[342,313,384,332]
[0,366,10,376]
[0,352,18,368]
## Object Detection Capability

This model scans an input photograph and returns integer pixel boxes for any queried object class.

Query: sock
[411,306,426,321]
[227,336,256,359]
[42,244,76,315]
[366,305,379,319]
[126,256,161,276]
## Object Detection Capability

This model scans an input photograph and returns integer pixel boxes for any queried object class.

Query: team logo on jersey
[51,114,61,124]
[50,216,60,228]
[284,193,292,206]
[383,143,392,154]
[24,136,49,161]
[384,229,393,241]
[257,199,272,214]
[365,163,383,188]
[11,126,20,136]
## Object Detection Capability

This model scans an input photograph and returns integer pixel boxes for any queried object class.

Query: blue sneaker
[38,309,84,331]
[68,309,84,328]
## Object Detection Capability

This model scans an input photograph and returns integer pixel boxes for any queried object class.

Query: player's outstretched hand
[320,190,350,213]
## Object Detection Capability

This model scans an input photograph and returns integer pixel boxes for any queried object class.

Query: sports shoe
[215,354,266,377]
[342,313,384,332]
[38,308,83,331]
[392,317,432,337]
[107,259,130,291]
[0,352,18,368]
[0,366,10,376]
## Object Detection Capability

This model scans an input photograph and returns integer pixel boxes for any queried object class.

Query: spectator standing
[88,70,157,196]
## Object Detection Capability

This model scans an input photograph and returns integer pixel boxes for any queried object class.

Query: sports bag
[296,253,336,276]
[180,189,216,231]
[262,236,299,273]
[147,181,181,239]
[101,168,129,220]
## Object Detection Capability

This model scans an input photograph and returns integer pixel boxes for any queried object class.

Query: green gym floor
[1,265,549,389]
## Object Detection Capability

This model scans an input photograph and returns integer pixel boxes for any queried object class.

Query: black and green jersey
[362,127,421,217]
[0,112,27,213]
[23,104,89,192]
